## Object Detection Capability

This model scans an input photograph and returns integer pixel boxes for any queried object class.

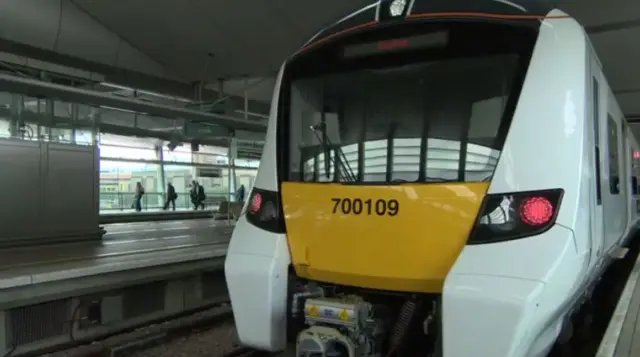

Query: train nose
[280,182,489,293]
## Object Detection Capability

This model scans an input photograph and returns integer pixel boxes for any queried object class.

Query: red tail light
[245,188,285,233]
[250,192,263,214]
[468,189,563,244]
[520,196,554,226]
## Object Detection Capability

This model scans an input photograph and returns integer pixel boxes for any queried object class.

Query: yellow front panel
[281,182,489,293]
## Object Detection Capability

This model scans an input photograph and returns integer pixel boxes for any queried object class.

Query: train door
[602,107,626,251]
[589,67,604,269]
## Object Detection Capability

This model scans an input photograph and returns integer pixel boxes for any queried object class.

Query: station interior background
[0,91,260,213]
[1,1,640,357]
[0,0,637,213]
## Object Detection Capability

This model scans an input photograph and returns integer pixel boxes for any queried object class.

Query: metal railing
[99,191,229,213]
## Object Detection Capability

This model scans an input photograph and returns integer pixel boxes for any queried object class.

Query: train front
[226,2,583,357]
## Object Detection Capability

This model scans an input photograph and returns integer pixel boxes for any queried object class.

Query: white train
[225,1,640,356]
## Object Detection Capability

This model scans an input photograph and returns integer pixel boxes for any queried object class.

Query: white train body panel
[225,64,290,350]
[225,4,640,357]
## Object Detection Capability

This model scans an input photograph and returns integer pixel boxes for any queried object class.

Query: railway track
[36,301,234,357]
[549,236,640,357]
[24,236,640,357]
[221,347,274,357]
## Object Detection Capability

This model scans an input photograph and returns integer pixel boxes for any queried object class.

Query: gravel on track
[129,320,237,357]
[41,304,233,357]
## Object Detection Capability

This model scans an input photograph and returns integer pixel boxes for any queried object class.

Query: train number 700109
[330,198,399,216]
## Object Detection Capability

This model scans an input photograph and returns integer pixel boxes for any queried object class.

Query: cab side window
[632,150,639,193]
[607,114,620,194]
[593,78,602,205]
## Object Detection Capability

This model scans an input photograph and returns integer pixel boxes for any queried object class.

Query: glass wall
[0,91,260,213]
[98,133,165,212]
[96,133,260,213]
[98,134,258,213]
[163,164,232,210]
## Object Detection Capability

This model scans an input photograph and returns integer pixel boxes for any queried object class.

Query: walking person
[190,181,199,210]
[133,182,145,212]
[197,183,206,210]
[235,184,246,204]
[163,182,177,211]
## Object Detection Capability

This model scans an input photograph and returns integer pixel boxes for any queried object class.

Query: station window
[607,114,620,195]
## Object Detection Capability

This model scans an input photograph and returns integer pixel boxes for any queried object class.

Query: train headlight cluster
[245,188,285,233]
[469,189,564,244]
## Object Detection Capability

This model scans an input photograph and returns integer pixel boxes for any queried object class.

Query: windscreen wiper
[310,124,357,182]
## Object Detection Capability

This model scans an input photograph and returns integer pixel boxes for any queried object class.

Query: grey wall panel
[0,0,176,80]
[0,0,59,51]
[0,140,42,239]
[0,138,99,244]
[43,143,98,234]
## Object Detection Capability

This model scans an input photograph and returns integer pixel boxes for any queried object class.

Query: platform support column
[157,143,166,207]
[44,99,54,140]
[165,280,185,314]
[243,77,249,121]
[41,71,53,141]
[228,136,237,202]
[226,136,237,225]
[89,107,100,145]
[0,310,6,355]
[35,99,42,139]
[9,94,22,138]
[70,101,78,144]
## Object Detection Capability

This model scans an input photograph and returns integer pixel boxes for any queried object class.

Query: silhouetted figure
[197,183,206,210]
[163,182,177,211]
[134,182,145,212]
[236,184,246,204]
[190,181,199,210]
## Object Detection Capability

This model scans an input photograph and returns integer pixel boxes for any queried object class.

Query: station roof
[1,0,639,133]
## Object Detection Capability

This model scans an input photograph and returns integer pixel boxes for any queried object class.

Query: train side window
[607,114,620,195]
[593,78,602,204]
[633,149,640,196]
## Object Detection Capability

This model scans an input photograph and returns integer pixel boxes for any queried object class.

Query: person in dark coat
[235,184,246,204]
[197,183,206,210]
[163,182,177,211]
[133,182,144,212]
[190,181,199,210]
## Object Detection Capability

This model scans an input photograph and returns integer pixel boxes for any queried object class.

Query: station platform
[598,254,640,357]
[0,219,234,355]
[99,208,216,224]
[0,219,233,305]
[103,218,231,241]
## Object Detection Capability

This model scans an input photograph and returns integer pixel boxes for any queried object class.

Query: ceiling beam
[0,72,267,132]
[614,88,640,95]
[586,18,640,34]
[0,37,272,112]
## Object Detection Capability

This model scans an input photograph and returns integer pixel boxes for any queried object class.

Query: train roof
[305,0,557,49]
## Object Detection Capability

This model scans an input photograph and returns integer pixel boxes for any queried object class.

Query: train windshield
[282,22,536,183]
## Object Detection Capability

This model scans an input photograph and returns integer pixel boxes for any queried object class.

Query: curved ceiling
[0,0,640,116]
[0,0,180,80]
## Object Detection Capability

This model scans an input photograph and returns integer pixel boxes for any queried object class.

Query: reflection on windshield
[303,138,499,182]
[287,53,519,184]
